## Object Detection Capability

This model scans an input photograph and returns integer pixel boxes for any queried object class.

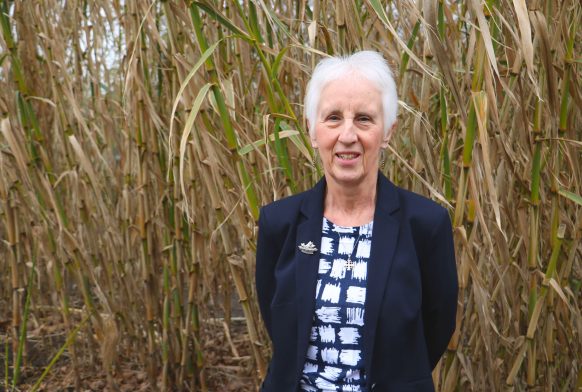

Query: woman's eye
[358,116,371,123]
[327,115,340,121]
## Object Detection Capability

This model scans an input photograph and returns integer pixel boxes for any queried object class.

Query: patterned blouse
[299,217,373,392]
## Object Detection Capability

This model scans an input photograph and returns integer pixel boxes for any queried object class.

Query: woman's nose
[338,120,357,143]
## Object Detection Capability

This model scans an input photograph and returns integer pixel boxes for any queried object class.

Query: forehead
[318,75,382,113]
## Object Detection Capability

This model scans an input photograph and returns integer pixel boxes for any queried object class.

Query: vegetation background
[0,0,580,390]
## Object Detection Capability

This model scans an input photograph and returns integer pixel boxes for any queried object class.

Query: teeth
[337,153,358,159]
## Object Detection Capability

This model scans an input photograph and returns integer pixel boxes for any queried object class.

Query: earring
[311,149,320,170]
[380,149,386,170]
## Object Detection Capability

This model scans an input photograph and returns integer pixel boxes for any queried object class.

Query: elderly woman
[255,51,458,392]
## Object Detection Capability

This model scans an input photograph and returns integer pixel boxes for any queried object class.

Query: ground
[0,311,256,392]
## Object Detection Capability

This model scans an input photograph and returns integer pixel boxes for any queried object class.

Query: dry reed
[0,0,581,390]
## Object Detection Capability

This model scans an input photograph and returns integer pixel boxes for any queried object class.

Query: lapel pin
[298,241,318,255]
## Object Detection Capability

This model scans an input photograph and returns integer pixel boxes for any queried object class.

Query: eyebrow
[319,109,341,118]
[355,111,377,117]
[320,108,378,116]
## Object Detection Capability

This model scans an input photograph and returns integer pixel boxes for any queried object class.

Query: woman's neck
[323,177,377,227]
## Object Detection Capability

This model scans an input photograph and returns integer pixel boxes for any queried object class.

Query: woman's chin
[326,168,376,188]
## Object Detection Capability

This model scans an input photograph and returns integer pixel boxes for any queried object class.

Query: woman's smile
[335,151,361,163]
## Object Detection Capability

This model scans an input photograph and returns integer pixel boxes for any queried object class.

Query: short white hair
[304,50,398,137]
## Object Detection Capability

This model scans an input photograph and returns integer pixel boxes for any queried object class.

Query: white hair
[304,50,398,137]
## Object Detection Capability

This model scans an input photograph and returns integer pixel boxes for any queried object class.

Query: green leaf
[400,20,420,78]
[179,83,213,216]
[559,188,582,206]
[0,52,8,67]
[192,2,251,40]
[238,129,301,156]
[168,40,221,171]
[256,1,292,40]
[271,46,290,80]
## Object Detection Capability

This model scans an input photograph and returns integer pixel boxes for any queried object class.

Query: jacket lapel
[363,174,400,381]
[295,177,326,379]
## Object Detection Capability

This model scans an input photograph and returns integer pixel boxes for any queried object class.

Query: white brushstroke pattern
[338,327,360,345]
[346,286,366,305]
[332,224,356,234]
[306,345,318,360]
[319,325,336,343]
[299,382,317,392]
[303,362,318,373]
[310,326,318,341]
[300,218,373,392]
[315,377,338,390]
[321,283,341,304]
[320,237,334,255]
[321,366,342,381]
[337,236,355,255]
[359,222,373,236]
[350,261,367,281]
[322,218,331,233]
[339,349,361,366]
[345,369,361,381]
[316,307,341,323]
[321,347,339,364]
[346,308,364,326]
[319,259,332,274]
[355,239,371,259]
[329,259,347,279]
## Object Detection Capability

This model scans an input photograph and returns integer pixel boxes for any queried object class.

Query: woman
[255,51,458,392]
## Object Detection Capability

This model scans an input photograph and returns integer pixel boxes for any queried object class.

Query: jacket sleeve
[255,206,280,338]
[421,208,458,369]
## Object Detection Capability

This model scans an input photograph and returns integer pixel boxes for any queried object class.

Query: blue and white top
[299,217,373,392]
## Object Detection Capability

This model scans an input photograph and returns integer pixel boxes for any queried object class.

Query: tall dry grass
[0,0,581,390]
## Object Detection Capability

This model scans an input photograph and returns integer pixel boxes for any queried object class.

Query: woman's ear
[381,122,397,148]
[308,123,318,148]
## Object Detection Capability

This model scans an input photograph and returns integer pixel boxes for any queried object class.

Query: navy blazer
[256,173,458,392]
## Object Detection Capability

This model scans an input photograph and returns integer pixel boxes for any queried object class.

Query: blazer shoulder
[259,188,310,229]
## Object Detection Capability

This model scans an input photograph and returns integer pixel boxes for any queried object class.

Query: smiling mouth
[336,153,360,159]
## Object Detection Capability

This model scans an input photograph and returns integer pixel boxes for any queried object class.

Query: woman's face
[311,74,390,189]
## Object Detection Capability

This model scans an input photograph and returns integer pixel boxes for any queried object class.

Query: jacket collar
[299,173,400,218]
[294,173,401,382]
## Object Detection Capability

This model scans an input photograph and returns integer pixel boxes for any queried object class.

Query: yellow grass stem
[29,314,90,392]
[453,35,484,226]
[12,241,36,387]
[435,3,453,373]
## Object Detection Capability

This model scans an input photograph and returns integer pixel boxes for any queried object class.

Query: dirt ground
[0,312,257,392]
